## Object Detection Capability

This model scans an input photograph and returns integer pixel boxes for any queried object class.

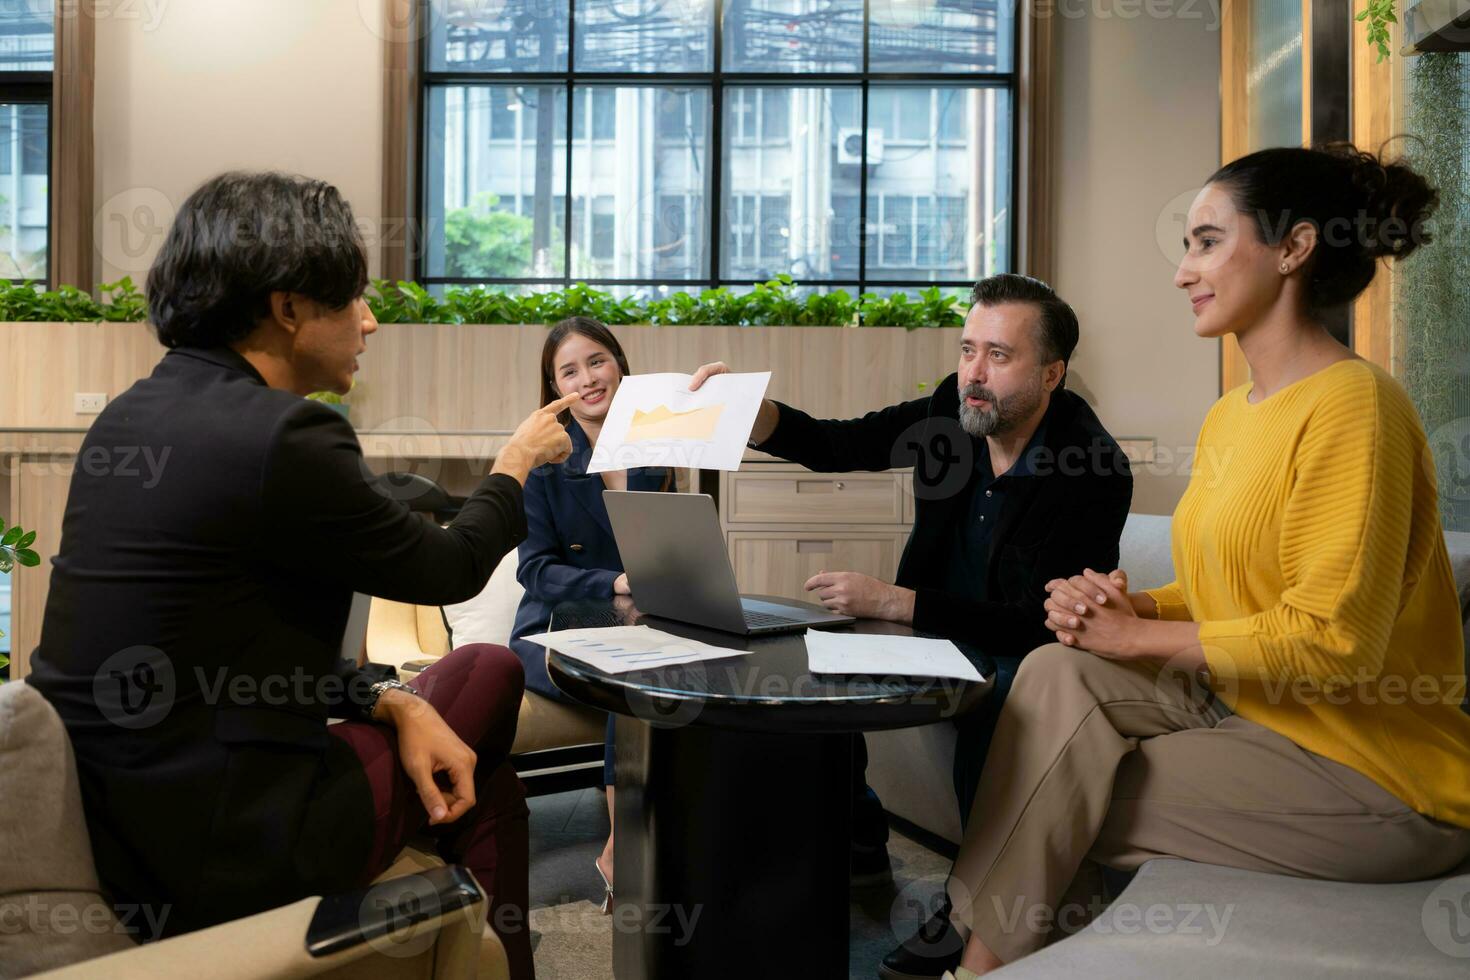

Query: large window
[421,0,1014,296]
[0,0,52,283]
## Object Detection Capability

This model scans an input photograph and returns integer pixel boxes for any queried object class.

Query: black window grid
[415,0,1019,297]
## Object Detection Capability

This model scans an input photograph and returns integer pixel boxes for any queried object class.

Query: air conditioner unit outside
[837,128,884,166]
[1402,0,1470,52]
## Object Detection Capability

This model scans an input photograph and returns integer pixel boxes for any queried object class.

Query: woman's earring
[1280,262,1290,274]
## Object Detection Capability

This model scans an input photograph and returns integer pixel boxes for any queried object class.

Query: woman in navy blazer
[509,316,672,909]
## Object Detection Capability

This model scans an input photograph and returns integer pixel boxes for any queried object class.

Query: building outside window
[0,0,52,283]
[421,0,1014,297]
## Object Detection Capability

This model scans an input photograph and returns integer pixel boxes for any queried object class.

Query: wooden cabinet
[720,459,913,603]
[727,531,905,602]
[724,472,904,525]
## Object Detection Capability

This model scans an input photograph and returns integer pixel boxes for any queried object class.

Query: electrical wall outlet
[1117,438,1156,464]
[74,392,107,414]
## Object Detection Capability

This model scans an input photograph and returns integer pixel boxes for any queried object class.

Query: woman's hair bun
[1326,142,1438,261]
[1209,142,1440,314]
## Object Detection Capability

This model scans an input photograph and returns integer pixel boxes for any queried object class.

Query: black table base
[611,715,854,979]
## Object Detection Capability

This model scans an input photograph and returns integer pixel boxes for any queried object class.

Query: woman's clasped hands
[1043,568,1148,659]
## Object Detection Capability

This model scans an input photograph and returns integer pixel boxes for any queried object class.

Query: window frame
[414,0,1020,296]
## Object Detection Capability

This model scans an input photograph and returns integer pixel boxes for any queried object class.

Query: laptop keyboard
[743,610,801,629]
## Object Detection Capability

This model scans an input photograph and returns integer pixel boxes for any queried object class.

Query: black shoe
[850,842,893,889]
[878,896,962,980]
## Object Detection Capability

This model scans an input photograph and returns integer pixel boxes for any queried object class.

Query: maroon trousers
[329,643,534,979]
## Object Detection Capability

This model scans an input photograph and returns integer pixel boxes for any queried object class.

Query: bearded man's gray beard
[958,376,1044,438]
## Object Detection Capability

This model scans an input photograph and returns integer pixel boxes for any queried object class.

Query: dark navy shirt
[939,421,1048,603]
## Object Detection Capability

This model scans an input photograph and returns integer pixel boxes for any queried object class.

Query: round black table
[546,596,993,980]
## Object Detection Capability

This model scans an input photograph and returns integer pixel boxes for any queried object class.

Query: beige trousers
[946,643,1470,963]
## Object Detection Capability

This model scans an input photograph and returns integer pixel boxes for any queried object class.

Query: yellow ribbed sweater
[1146,359,1470,828]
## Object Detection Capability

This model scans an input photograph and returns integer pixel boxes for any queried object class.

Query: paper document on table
[803,630,983,683]
[586,371,772,473]
[519,625,748,674]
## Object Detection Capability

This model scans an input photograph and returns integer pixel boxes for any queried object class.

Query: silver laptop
[604,490,856,635]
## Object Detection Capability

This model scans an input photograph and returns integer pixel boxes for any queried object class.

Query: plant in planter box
[0,276,149,322]
[0,519,39,681]
[859,286,966,330]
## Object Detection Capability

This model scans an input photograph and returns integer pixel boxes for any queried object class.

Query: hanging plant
[1357,0,1398,62]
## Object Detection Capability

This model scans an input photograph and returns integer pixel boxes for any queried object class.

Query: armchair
[0,680,507,980]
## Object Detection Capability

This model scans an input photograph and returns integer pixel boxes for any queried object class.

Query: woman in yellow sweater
[939,143,1470,978]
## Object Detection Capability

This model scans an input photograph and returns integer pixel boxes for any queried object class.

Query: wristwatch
[366,678,418,718]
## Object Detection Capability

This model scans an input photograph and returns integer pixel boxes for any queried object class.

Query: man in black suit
[28,172,574,978]
[690,273,1133,980]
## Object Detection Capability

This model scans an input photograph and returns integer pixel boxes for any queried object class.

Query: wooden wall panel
[349,323,965,433]
[0,323,164,430]
[1350,14,1401,372]
[0,322,963,438]
[1219,0,1252,394]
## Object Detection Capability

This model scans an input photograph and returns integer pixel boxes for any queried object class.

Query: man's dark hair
[969,273,1080,389]
[146,172,369,349]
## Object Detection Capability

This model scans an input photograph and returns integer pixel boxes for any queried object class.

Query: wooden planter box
[0,320,961,434]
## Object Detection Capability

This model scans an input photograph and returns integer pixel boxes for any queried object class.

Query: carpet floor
[524,787,952,979]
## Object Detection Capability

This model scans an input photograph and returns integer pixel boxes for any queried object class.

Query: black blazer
[757,374,1133,660]
[508,420,671,699]
[27,346,528,936]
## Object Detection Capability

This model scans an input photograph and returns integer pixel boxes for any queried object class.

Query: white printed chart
[586,371,772,473]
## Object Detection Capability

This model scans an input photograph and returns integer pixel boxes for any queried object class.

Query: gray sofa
[866,512,1470,977]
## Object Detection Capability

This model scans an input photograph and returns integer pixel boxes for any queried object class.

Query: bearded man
[689,273,1133,978]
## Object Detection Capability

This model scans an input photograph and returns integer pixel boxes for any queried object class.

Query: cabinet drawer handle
[797,540,835,554]
[796,480,841,494]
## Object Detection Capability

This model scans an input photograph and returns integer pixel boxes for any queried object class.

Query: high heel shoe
[595,858,613,915]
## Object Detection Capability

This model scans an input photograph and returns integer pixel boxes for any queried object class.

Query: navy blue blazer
[509,421,671,698]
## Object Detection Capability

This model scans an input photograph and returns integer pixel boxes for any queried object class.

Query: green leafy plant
[364,277,969,328]
[1357,0,1397,63]
[859,286,968,330]
[0,519,39,681]
[0,276,971,328]
[2,520,41,573]
[367,280,447,324]
[97,277,149,322]
[0,278,150,322]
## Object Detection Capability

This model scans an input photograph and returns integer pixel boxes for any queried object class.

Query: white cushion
[442,549,525,648]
